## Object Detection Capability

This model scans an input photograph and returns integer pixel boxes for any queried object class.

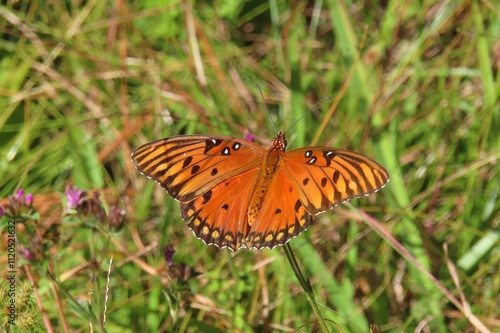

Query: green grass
[1,1,499,332]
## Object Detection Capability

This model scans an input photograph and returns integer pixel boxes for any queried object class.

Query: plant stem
[283,243,330,333]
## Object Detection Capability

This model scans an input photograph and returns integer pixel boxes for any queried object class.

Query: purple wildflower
[16,189,24,201]
[245,133,255,142]
[25,193,33,206]
[65,185,82,210]
[22,247,33,261]
[163,244,175,267]
[1,189,35,218]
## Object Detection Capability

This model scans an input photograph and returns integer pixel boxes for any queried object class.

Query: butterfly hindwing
[181,168,261,250]
[181,167,314,250]
[244,170,313,249]
[132,135,266,202]
[282,147,389,215]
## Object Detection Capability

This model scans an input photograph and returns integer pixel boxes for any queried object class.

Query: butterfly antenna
[255,84,278,135]
[285,95,333,133]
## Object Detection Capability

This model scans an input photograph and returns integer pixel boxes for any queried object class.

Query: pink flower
[25,193,33,206]
[16,189,24,201]
[65,185,82,210]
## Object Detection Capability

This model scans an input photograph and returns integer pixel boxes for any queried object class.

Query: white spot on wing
[307,156,317,164]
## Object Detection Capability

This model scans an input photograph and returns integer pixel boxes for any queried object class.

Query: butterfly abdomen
[246,139,285,226]
[247,180,271,226]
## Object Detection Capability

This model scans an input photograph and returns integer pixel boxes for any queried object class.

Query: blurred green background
[0,1,499,332]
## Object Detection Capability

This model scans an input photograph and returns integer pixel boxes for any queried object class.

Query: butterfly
[132,131,389,250]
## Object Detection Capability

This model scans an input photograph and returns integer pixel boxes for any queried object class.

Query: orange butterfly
[132,132,389,250]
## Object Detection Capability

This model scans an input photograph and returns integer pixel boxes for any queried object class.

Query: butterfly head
[271,131,287,152]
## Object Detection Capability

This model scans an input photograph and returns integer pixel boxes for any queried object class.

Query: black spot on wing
[202,190,212,204]
[321,177,328,187]
[307,156,317,164]
[204,139,222,154]
[294,199,302,213]
[333,170,340,183]
[323,150,336,166]
[182,156,193,168]
[191,165,200,174]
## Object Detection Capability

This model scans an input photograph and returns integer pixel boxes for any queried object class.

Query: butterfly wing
[132,135,266,202]
[282,147,389,215]
[181,166,314,250]
[243,170,313,249]
[180,168,261,250]
[132,133,389,251]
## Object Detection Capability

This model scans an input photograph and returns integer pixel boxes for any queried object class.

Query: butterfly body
[132,132,389,250]
[247,132,287,226]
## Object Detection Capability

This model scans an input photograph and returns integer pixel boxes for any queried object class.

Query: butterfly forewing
[132,135,266,202]
[282,147,389,215]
